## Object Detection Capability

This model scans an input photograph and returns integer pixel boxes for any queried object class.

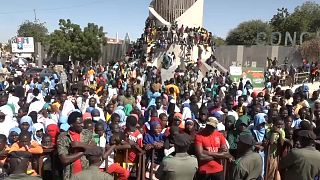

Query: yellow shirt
[88,69,95,76]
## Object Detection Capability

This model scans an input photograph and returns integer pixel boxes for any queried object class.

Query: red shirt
[195,130,226,174]
[69,130,82,174]
[126,129,143,162]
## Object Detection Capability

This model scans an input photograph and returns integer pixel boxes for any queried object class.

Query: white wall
[175,0,204,28]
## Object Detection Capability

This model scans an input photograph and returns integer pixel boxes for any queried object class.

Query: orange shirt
[9,141,43,154]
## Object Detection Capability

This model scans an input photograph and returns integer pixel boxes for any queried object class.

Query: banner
[230,67,265,88]
[11,37,34,53]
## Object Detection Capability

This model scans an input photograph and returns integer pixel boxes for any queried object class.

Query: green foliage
[226,20,271,45]
[17,20,48,43]
[299,38,320,61]
[213,36,225,46]
[270,1,320,44]
[48,19,107,62]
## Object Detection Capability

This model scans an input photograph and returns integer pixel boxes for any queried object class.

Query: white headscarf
[0,105,18,137]
[61,100,75,117]
[32,123,44,144]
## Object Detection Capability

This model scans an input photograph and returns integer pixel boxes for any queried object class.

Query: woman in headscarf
[114,105,126,127]
[143,121,165,165]
[60,99,75,117]
[0,105,17,137]
[251,113,267,178]
[182,103,192,120]
[47,124,60,146]
[20,115,33,133]
[32,123,45,144]
[8,127,21,146]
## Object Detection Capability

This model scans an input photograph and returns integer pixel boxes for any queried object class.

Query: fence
[278,72,309,86]
[8,142,317,180]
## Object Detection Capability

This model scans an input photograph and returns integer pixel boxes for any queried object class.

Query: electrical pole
[33,9,37,23]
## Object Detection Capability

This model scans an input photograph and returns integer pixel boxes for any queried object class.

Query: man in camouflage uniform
[57,111,95,180]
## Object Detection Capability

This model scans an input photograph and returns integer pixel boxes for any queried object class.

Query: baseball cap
[206,117,219,128]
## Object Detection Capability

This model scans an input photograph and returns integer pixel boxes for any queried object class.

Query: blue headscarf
[114,106,126,125]
[60,123,70,131]
[143,121,165,144]
[147,91,161,108]
[59,115,68,124]
[252,113,266,142]
[20,116,33,132]
[86,107,95,113]
[8,127,21,144]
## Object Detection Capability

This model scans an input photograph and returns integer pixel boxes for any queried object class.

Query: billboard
[230,66,265,88]
[11,37,34,53]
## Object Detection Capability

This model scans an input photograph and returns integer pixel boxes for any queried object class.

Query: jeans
[0,82,4,91]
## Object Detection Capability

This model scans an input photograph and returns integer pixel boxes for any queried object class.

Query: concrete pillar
[271,46,279,61]
[36,42,42,67]
[237,46,244,66]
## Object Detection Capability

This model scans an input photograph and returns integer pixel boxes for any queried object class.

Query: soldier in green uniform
[5,151,42,180]
[156,133,198,180]
[233,134,263,180]
[279,130,320,180]
[71,146,113,180]
[57,111,95,180]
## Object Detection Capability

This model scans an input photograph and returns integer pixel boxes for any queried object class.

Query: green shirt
[156,153,198,180]
[57,129,94,180]
[233,150,263,180]
[279,146,320,180]
[266,128,285,156]
[227,130,238,150]
[70,166,113,180]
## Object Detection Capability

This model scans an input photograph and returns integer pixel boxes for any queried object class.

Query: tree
[299,38,320,62]
[17,20,48,43]
[226,20,271,45]
[270,2,320,45]
[48,19,107,62]
[213,36,225,46]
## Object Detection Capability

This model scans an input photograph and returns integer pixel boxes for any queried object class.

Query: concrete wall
[215,45,303,71]
[101,42,130,64]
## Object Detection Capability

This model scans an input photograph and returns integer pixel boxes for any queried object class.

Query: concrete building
[149,0,204,28]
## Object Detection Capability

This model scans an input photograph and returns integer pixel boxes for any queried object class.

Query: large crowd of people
[0,48,320,180]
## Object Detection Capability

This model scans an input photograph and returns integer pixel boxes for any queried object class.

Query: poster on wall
[11,37,35,53]
[230,66,265,88]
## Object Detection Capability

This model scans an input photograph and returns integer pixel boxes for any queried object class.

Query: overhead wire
[0,0,106,15]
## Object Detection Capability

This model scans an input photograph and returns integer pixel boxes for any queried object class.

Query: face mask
[93,117,100,121]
